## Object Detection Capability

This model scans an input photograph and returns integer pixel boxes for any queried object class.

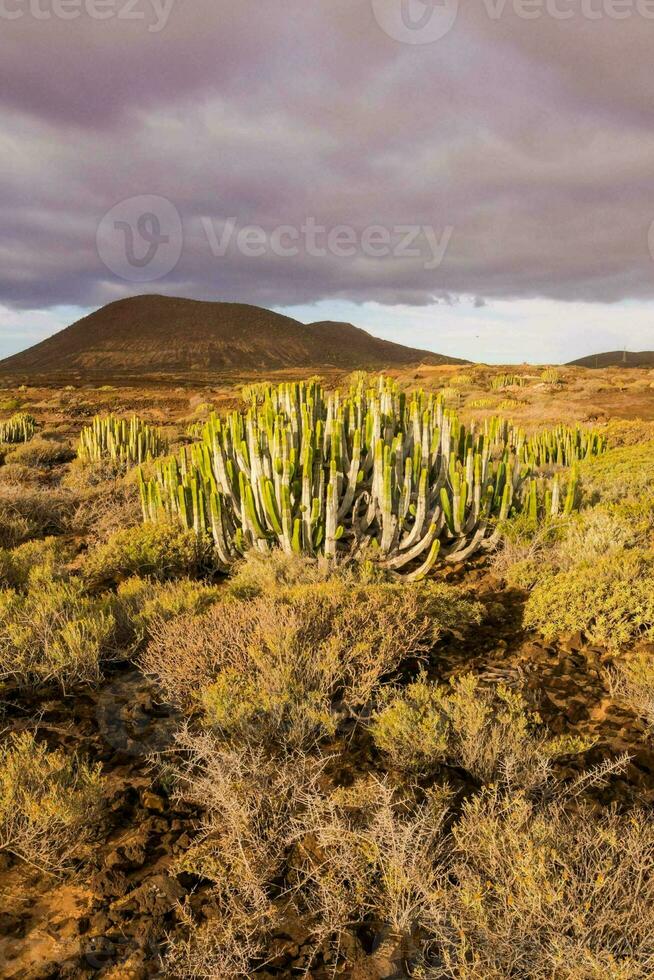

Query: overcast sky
[2,0,654,363]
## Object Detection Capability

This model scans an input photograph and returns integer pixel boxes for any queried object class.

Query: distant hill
[568,350,654,369]
[0,296,466,380]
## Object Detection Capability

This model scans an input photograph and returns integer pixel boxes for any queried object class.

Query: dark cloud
[2,0,654,314]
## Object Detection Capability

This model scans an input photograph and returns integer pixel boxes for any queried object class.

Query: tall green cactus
[78,415,167,469]
[0,412,36,445]
[139,376,602,579]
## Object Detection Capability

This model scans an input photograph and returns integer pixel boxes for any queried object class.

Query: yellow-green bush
[0,536,73,589]
[0,575,116,687]
[578,441,654,503]
[0,731,104,872]
[83,522,207,585]
[500,497,654,590]
[432,788,654,976]
[524,550,654,649]
[370,673,590,785]
[612,647,654,728]
[113,575,221,650]
[144,575,482,750]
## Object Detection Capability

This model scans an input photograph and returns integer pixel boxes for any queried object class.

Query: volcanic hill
[0,296,466,381]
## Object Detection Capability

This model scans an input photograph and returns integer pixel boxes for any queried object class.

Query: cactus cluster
[467,397,495,410]
[449,373,474,388]
[0,412,37,444]
[77,415,167,469]
[138,377,604,578]
[522,425,606,468]
[490,374,530,390]
[540,367,563,385]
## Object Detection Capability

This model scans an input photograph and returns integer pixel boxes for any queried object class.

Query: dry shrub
[163,734,648,978]
[163,729,319,977]
[63,456,126,490]
[610,647,654,730]
[289,777,449,973]
[144,577,481,749]
[0,485,74,547]
[164,904,262,980]
[112,575,221,651]
[227,549,338,598]
[490,515,561,582]
[0,462,47,487]
[432,788,654,978]
[0,731,104,873]
[497,498,654,590]
[0,574,116,688]
[71,476,142,545]
[4,436,74,469]
[370,674,591,789]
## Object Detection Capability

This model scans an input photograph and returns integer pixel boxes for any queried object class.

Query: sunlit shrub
[0,731,104,872]
[4,436,74,469]
[578,441,654,503]
[524,550,654,649]
[83,522,207,586]
[0,574,116,687]
[431,788,654,977]
[0,536,73,589]
[0,486,74,548]
[144,575,482,750]
[370,673,590,787]
[113,575,221,650]
[611,647,654,729]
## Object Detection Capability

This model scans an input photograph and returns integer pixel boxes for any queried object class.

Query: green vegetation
[0,379,652,977]
[77,413,167,469]
[0,411,36,444]
[578,440,654,502]
[490,373,530,389]
[0,732,104,872]
[83,522,207,585]
[370,672,591,784]
[139,377,599,577]
[143,554,482,750]
[612,647,654,728]
[0,574,116,687]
